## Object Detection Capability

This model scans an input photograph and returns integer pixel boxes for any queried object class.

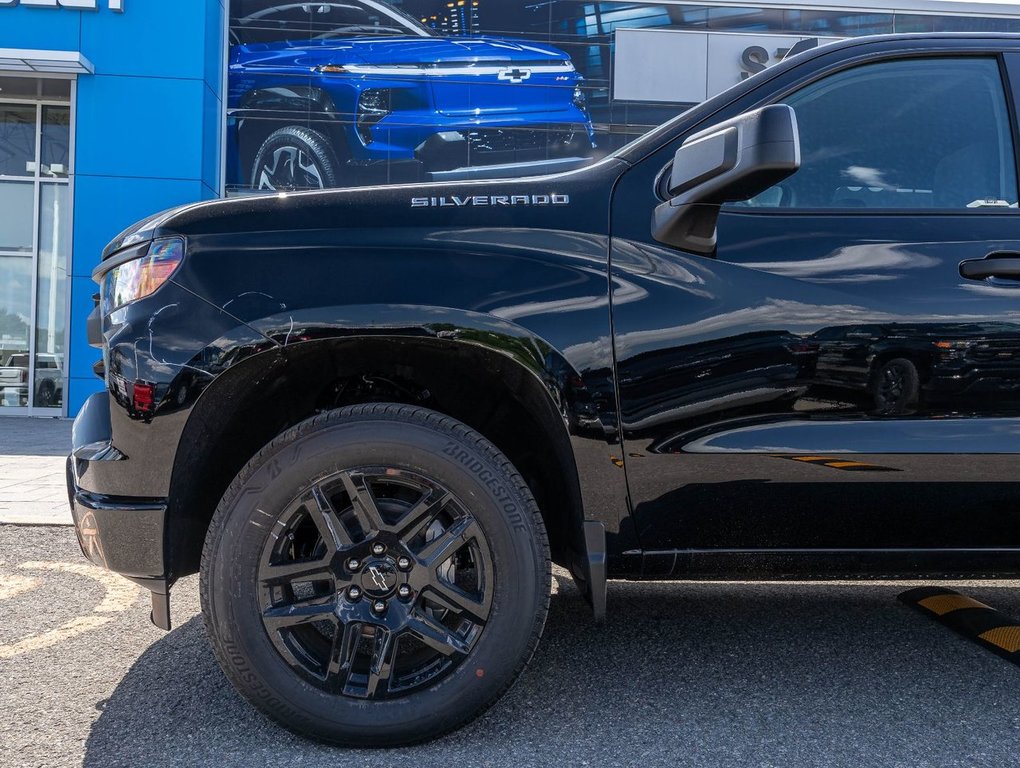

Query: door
[610,51,1020,576]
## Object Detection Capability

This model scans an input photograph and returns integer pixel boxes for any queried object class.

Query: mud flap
[126,576,172,631]
[582,520,607,623]
[151,589,171,631]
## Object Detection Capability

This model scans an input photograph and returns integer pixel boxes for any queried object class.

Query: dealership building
[3,0,1020,419]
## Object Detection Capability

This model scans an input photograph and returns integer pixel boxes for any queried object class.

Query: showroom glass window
[0,76,71,412]
[734,57,1017,210]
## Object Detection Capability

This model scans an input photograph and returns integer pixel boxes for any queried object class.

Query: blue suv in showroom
[227,1,596,191]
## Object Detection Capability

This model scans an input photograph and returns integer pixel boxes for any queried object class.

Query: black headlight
[357,89,393,144]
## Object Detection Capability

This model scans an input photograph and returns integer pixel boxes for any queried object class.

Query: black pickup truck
[70,34,1020,746]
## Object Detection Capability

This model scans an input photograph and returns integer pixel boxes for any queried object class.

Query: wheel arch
[870,348,931,380]
[165,326,596,591]
[234,85,351,182]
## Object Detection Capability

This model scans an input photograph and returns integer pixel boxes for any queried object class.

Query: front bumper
[68,391,169,582]
[346,106,597,178]
[411,122,595,175]
[926,365,1020,398]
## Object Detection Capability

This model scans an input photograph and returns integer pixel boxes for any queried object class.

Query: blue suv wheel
[251,126,341,192]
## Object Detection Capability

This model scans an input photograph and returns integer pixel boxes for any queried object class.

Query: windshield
[232,1,435,44]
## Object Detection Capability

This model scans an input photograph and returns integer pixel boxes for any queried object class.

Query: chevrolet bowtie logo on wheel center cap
[361,561,398,598]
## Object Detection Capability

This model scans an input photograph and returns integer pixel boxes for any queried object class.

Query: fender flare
[169,304,621,616]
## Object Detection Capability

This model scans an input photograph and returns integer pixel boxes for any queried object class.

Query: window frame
[727,51,1020,216]
[657,48,1020,218]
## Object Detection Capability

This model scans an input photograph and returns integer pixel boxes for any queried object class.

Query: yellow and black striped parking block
[899,586,1020,665]
[779,455,901,472]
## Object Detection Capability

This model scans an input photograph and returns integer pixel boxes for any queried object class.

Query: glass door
[0,76,72,415]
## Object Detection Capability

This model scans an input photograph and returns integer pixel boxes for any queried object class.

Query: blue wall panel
[66,275,99,375]
[67,377,99,416]
[205,0,226,99]
[0,9,81,52]
[79,0,212,81]
[75,75,208,180]
[70,176,209,277]
[202,82,223,192]
[0,0,225,418]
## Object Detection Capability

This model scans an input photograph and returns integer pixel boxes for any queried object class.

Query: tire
[200,404,550,746]
[250,126,340,192]
[871,357,920,413]
[35,380,54,407]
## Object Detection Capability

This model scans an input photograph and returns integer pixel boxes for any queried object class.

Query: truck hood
[100,159,629,264]
[232,36,574,70]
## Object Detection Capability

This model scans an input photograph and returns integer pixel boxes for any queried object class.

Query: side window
[733,57,1018,210]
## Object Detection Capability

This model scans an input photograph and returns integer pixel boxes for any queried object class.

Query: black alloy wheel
[872,357,920,413]
[201,404,550,746]
[257,466,493,699]
[251,126,340,192]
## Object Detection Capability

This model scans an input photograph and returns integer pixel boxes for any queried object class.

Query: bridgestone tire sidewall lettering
[442,441,526,533]
[201,406,549,745]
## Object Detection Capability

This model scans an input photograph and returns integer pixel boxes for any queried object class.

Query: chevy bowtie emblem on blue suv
[498,67,532,84]
[225,1,596,192]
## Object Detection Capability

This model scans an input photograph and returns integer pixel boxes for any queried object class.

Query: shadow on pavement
[83,576,1020,768]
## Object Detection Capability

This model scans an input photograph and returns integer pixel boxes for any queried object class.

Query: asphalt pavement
[5,522,1020,768]
[5,416,1020,766]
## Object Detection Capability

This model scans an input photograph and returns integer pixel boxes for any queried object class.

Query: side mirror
[652,104,800,254]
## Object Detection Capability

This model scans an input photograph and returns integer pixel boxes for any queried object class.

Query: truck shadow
[83,576,1020,767]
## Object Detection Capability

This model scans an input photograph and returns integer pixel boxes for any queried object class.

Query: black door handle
[960,252,1020,280]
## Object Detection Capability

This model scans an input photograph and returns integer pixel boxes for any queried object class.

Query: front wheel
[871,357,920,413]
[200,404,550,746]
[250,126,340,191]
[35,379,55,407]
